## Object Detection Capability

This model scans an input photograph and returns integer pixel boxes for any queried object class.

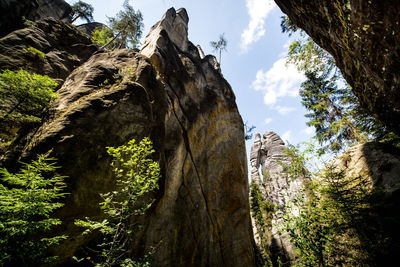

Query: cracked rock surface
[2,8,255,266]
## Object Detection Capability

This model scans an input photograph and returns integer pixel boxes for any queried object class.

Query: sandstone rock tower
[250,131,307,266]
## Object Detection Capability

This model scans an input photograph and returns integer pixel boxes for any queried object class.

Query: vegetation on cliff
[279,143,399,266]
[75,138,160,266]
[0,69,58,151]
[91,0,143,50]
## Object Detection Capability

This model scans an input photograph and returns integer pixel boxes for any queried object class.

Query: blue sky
[70,0,315,157]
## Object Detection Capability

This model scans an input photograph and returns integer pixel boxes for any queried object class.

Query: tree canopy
[210,33,227,65]
[0,153,67,266]
[94,0,143,50]
[0,69,58,125]
[70,0,94,23]
[281,16,393,153]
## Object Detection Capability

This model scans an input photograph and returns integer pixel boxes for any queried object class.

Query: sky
[69,0,315,161]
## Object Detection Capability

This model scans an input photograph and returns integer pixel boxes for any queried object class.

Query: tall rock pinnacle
[250,131,307,266]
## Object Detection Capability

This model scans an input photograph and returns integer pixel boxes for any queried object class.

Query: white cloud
[252,57,305,106]
[274,105,295,115]
[302,127,314,135]
[281,130,292,142]
[264,117,272,125]
[240,0,276,52]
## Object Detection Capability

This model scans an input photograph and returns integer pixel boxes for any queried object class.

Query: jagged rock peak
[141,7,189,55]
[140,7,220,72]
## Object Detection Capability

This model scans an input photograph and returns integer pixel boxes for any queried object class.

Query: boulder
[0,0,71,37]
[0,18,97,84]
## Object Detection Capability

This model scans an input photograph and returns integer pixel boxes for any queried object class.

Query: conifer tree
[210,33,227,65]
[102,0,143,49]
[281,16,392,153]
[70,0,94,23]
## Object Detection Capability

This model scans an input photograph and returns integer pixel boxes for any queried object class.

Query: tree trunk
[100,23,129,50]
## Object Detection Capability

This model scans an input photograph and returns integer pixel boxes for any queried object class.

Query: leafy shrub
[0,69,58,124]
[75,137,160,266]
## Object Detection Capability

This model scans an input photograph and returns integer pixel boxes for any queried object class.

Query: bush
[75,137,160,266]
[0,69,58,124]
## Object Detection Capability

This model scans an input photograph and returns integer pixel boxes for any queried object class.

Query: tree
[0,153,67,266]
[300,71,366,153]
[0,69,58,124]
[210,33,227,65]
[70,1,94,23]
[91,26,114,47]
[279,144,394,266]
[244,121,256,140]
[75,137,160,266]
[102,0,143,50]
[281,16,393,153]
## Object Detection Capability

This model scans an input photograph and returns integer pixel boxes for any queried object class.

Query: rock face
[274,1,400,135]
[0,18,97,83]
[77,22,107,37]
[2,8,255,266]
[333,142,400,197]
[330,142,400,263]
[0,0,71,37]
[250,131,306,266]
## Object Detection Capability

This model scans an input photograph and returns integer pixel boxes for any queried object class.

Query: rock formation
[0,18,97,84]
[273,0,400,135]
[0,0,71,37]
[250,131,306,266]
[332,142,400,197]
[329,142,400,264]
[1,8,256,266]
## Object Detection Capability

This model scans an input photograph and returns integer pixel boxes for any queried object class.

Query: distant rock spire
[250,131,307,266]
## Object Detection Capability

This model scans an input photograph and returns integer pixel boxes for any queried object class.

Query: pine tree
[70,1,94,23]
[103,0,143,50]
[282,16,393,153]
[210,33,227,65]
[300,71,366,152]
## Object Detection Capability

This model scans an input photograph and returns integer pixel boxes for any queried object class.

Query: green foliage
[0,69,58,124]
[280,145,396,266]
[250,180,277,267]
[91,26,114,47]
[0,69,58,151]
[282,16,395,154]
[71,0,94,23]
[0,153,67,265]
[105,0,143,49]
[25,46,46,59]
[210,33,227,64]
[75,137,160,266]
